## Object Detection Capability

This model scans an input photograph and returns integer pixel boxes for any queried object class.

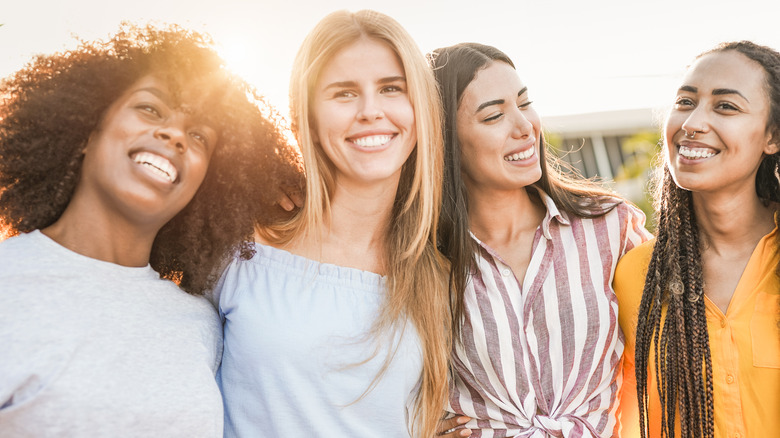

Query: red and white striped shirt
[448,190,651,437]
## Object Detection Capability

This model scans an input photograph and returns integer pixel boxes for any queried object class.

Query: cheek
[664,112,684,142]
[189,153,212,187]
[459,155,477,181]
[388,98,416,133]
[311,101,340,143]
[458,138,484,179]
[663,120,682,160]
[527,110,542,136]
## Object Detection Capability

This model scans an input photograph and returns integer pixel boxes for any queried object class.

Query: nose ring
[684,129,697,139]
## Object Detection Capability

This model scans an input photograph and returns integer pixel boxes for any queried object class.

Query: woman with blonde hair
[216,9,451,437]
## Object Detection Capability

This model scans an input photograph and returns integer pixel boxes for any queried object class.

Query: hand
[276,188,304,212]
[437,416,472,437]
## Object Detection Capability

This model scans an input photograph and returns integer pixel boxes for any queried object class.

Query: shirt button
[502,269,511,277]
[734,433,742,438]
[720,319,727,328]
[726,374,735,384]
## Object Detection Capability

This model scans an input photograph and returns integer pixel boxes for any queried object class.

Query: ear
[82,131,96,154]
[766,128,780,155]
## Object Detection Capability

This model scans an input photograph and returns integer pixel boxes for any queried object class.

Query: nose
[681,105,709,137]
[154,119,187,153]
[510,108,534,139]
[357,94,384,121]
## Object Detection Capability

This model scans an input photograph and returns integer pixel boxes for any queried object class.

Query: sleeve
[211,256,244,323]
[613,242,654,437]
[617,202,653,258]
[616,350,640,438]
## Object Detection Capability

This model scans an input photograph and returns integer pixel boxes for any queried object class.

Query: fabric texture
[0,230,224,438]
[448,190,651,437]
[615,228,780,438]
[217,242,423,437]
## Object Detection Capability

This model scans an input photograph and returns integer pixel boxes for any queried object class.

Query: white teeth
[679,145,716,160]
[504,148,535,162]
[131,151,178,183]
[352,135,392,148]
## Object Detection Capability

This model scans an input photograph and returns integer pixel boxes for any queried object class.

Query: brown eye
[333,90,357,99]
[381,85,404,94]
[189,131,210,150]
[137,104,162,117]
[674,97,695,108]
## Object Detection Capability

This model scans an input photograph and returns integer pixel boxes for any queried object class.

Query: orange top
[615,228,780,438]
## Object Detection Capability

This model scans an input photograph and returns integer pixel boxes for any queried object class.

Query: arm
[275,188,304,212]
[616,353,640,437]
[619,202,653,256]
[436,415,472,437]
[613,239,655,437]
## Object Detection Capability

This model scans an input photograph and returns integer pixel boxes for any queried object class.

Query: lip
[128,147,182,185]
[678,139,714,149]
[347,130,398,151]
[503,139,538,166]
[675,139,719,164]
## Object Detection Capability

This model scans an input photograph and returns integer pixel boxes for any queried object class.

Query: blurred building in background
[544,108,662,230]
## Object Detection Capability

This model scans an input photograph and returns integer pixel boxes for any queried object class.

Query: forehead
[460,61,523,108]
[127,74,225,123]
[683,51,768,97]
[318,37,404,82]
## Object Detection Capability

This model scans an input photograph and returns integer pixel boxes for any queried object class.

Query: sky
[3,0,780,121]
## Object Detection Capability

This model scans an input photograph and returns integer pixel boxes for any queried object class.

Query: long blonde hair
[269,9,450,437]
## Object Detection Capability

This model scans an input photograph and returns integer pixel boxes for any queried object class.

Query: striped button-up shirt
[448,190,651,437]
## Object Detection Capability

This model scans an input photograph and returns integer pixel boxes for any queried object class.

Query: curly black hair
[0,23,304,295]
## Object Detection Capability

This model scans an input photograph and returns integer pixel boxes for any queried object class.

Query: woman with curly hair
[616,41,780,438]
[0,24,301,436]
[215,9,451,437]
[429,43,651,437]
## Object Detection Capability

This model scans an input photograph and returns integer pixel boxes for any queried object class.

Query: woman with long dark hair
[616,41,780,438]
[430,43,651,437]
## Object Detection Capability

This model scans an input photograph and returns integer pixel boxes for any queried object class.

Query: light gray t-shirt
[0,230,223,437]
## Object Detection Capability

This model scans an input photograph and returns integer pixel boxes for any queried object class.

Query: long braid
[636,170,670,438]
[635,169,714,438]
[683,193,715,437]
[636,40,780,437]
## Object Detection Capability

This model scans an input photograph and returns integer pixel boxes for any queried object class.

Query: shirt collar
[535,187,570,240]
[468,187,570,247]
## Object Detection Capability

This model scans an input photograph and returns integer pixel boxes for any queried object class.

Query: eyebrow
[323,76,406,91]
[475,87,528,113]
[378,76,406,84]
[133,87,173,105]
[679,85,749,102]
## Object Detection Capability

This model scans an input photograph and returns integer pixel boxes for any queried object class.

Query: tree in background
[546,130,661,232]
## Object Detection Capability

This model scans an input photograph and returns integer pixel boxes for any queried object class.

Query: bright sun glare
[216,36,261,87]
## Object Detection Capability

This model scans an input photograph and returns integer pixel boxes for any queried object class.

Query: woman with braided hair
[615,41,780,438]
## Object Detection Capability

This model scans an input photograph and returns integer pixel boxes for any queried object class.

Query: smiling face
[76,75,217,229]
[311,37,416,190]
[456,61,542,195]
[665,50,779,195]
